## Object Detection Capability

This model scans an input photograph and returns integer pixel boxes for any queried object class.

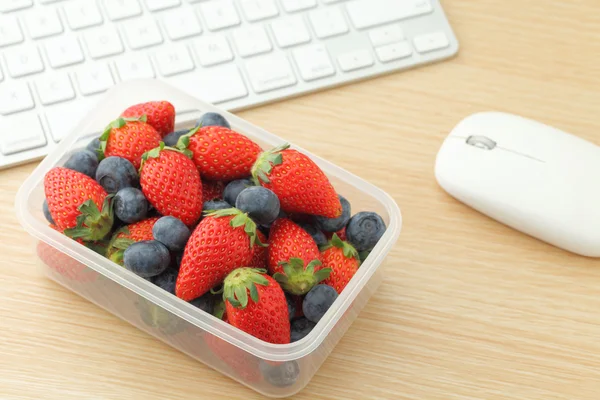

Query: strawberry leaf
[251,143,290,186]
[176,126,200,150]
[272,258,327,295]
[223,268,269,310]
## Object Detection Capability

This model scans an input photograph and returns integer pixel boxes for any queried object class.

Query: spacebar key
[167,65,248,105]
[346,0,433,30]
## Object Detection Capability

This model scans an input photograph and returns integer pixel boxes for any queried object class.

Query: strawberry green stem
[272,258,331,295]
[203,208,267,248]
[139,141,193,172]
[175,125,201,151]
[320,233,359,260]
[250,143,290,186]
[223,267,269,309]
[98,115,147,161]
[64,195,115,242]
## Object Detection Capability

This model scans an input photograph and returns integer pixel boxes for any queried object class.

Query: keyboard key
[84,27,124,59]
[0,0,33,13]
[63,0,104,30]
[122,18,163,49]
[413,31,449,53]
[369,24,404,47]
[0,16,24,47]
[280,0,316,12]
[103,0,142,21]
[75,63,114,95]
[346,0,432,30]
[199,1,240,31]
[375,41,412,62]
[240,0,279,22]
[115,54,155,80]
[233,25,272,58]
[0,82,35,115]
[35,72,75,105]
[168,64,248,104]
[23,8,63,39]
[154,45,195,76]
[162,8,202,40]
[271,15,310,48]
[192,35,233,67]
[44,36,85,68]
[0,113,46,155]
[144,0,180,11]
[45,99,94,142]
[245,54,296,93]
[337,49,374,72]
[293,44,334,81]
[4,46,44,77]
[309,7,348,39]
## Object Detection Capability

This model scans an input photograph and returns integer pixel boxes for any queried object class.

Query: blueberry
[189,293,215,314]
[96,156,138,194]
[203,200,231,212]
[223,178,253,206]
[43,199,54,225]
[290,317,316,342]
[172,251,184,271]
[302,284,338,323]
[152,216,190,252]
[346,211,386,252]
[152,267,178,295]
[314,195,351,233]
[235,186,280,225]
[86,137,101,156]
[114,187,148,224]
[64,150,98,178]
[197,112,231,129]
[259,360,300,388]
[286,293,296,321]
[123,240,171,278]
[163,129,189,147]
[298,222,327,247]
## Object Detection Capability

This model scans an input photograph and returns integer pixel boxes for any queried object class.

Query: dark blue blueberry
[152,216,190,252]
[302,284,338,323]
[291,317,316,342]
[286,293,296,321]
[189,293,215,314]
[197,112,231,129]
[163,129,190,147]
[64,150,98,178]
[259,360,300,388]
[123,240,171,278]
[203,200,231,212]
[298,222,327,247]
[85,137,101,156]
[114,187,148,224]
[95,156,139,194]
[223,178,253,206]
[43,199,54,225]
[152,267,178,295]
[172,251,184,271]
[313,195,351,233]
[346,211,386,252]
[235,186,280,225]
[259,208,287,231]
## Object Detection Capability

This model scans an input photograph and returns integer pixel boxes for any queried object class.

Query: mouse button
[466,135,497,150]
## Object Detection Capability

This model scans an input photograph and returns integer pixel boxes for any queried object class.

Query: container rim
[15,79,402,362]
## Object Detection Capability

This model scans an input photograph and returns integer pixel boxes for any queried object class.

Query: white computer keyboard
[0,0,458,170]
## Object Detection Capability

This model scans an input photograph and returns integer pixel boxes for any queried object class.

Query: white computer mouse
[435,111,600,257]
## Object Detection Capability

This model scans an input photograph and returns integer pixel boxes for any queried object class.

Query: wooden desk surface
[3,1,600,398]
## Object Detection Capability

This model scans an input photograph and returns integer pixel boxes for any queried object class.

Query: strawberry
[205,334,261,382]
[175,208,264,301]
[223,268,290,344]
[44,167,114,241]
[251,143,342,218]
[139,144,203,226]
[268,218,330,295]
[99,115,161,168]
[177,126,262,181]
[201,179,225,201]
[321,233,360,294]
[249,230,267,269]
[106,217,159,265]
[121,101,175,137]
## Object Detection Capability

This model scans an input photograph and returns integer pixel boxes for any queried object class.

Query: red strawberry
[121,101,175,137]
[139,144,203,226]
[326,226,347,241]
[106,217,159,265]
[44,167,114,241]
[201,180,225,201]
[322,233,360,294]
[99,116,161,168]
[252,143,342,218]
[223,268,290,344]
[175,208,264,301]
[268,218,329,295]
[205,334,261,382]
[177,126,262,181]
[249,230,267,269]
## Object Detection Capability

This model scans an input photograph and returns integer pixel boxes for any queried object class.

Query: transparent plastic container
[15,80,402,397]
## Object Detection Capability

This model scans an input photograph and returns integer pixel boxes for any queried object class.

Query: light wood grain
[4,1,600,398]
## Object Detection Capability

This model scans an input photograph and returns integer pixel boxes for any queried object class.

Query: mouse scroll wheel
[466,135,497,150]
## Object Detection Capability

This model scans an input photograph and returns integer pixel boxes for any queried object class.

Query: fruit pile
[41,100,387,345]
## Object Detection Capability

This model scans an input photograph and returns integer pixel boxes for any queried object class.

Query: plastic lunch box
[15,80,402,398]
